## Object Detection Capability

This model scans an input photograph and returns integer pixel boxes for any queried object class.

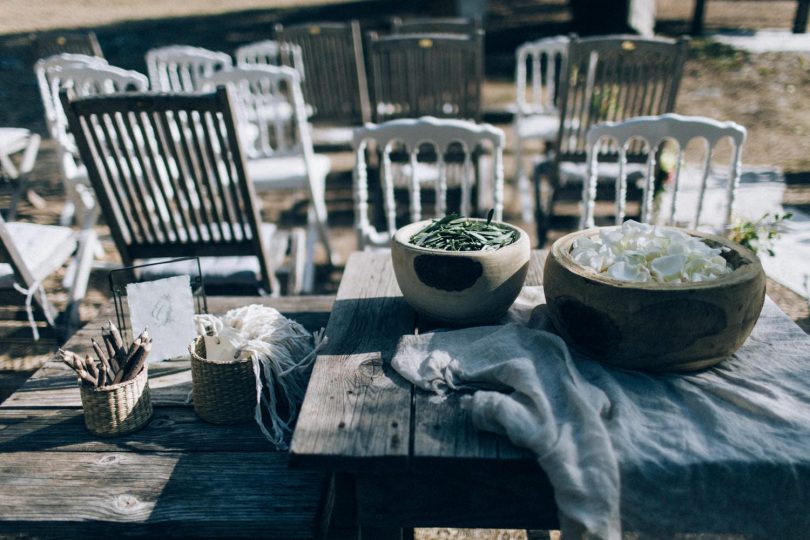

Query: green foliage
[409,211,518,252]
[727,212,793,257]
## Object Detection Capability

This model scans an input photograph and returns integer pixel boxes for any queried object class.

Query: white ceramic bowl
[392,219,531,326]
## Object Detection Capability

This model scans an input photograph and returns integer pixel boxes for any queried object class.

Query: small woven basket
[79,366,152,437]
[190,336,256,424]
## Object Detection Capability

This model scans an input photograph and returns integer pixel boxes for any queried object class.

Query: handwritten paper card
[126,275,197,361]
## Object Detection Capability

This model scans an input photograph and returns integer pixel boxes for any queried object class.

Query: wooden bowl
[543,228,766,372]
[392,219,531,326]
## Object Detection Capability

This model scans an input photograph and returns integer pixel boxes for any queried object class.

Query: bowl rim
[551,226,764,290]
[393,218,529,257]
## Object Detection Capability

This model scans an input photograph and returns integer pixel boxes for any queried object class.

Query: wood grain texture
[0,407,275,453]
[290,252,415,469]
[0,451,329,539]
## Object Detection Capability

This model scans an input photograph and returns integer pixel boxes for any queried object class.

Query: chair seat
[0,128,32,155]
[516,113,560,141]
[137,223,286,288]
[0,222,77,288]
[247,153,330,192]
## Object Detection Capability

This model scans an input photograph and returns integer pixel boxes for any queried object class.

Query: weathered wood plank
[290,252,415,469]
[411,251,545,463]
[0,407,276,453]
[0,451,331,539]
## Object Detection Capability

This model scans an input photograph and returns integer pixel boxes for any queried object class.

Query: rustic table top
[0,295,336,538]
[288,249,810,534]
[290,250,547,470]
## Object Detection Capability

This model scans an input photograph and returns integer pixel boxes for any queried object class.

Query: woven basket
[190,336,256,424]
[79,366,152,437]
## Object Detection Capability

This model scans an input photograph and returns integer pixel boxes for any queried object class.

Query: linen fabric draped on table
[392,287,810,539]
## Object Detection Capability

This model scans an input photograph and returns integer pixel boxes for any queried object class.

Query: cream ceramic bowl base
[543,228,767,372]
[392,220,531,326]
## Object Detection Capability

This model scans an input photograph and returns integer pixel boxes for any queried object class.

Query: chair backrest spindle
[352,116,504,249]
[275,21,370,125]
[146,46,232,93]
[62,87,273,290]
[583,113,747,231]
[515,36,569,116]
[556,35,689,164]
[367,31,484,123]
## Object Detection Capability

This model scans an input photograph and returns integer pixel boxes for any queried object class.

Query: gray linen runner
[391,287,810,539]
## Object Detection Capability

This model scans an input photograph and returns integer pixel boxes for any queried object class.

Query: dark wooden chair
[62,87,307,296]
[33,30,104,60]
[274,21,371,148]
[366,31,484,123]
[533,34,689,246]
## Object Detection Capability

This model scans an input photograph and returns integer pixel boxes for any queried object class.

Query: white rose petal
[606,261,650,282]
[650,254,687,282]
[570,221,732,284]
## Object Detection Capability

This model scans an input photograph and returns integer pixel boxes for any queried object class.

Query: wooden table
[291,250,810,538]
[291,251,557,538]
[0,296,336,538]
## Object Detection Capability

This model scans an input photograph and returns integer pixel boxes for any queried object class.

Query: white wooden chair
[353,116,505,249]
[35,53,108,143]
[63,86,309,296]
[199,65,333,278]
[0,128,40,220]
[145,45,232,92]
[513,35,569,222]
[582,113,747,232]
[0,213,95,341]
[235,40,305,78]
[34,57,147,227]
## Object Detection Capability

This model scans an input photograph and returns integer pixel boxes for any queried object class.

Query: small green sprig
[728,212,793,257]
[409,211,519,252]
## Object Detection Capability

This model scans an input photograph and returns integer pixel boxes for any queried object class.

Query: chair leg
[516,134,533,223]
[61,227,96,340]
[59,201,75,227]
[5,173,27,221]
[475,151,493,214]
[287,227,310,295]
[3,132,39,221]
[303,209,318,293]
[310,187,335,268]
[534,165,546,247]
